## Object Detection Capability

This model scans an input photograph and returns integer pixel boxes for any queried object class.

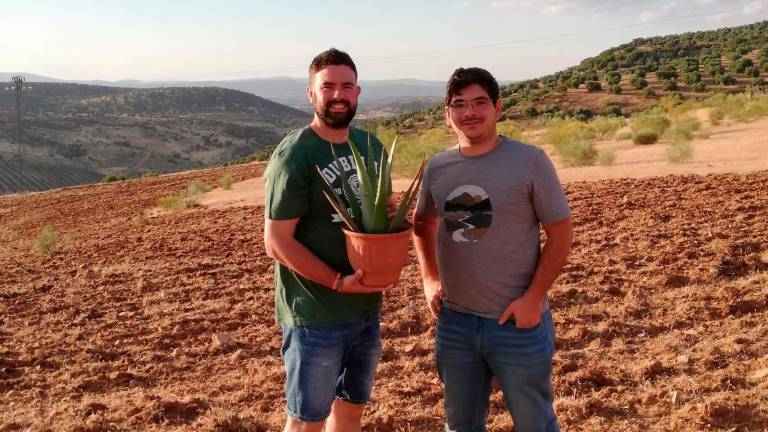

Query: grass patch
[186,180,212,196]
[667,140,693,163]
[132,213,149,227]
[614,130,633,140]
[142,172,159,178]
[666,116,702,142]
[544,120,597,166]
[496,119,524,141]
[157,194,200,211]
[588,116,626,140]
[632,129,660,145]
[33,226,58,255]
[218,175,234,190]
[631,107,671,137]
[597,150,616,166]
[101,175,126,183]
[376,126,452,177]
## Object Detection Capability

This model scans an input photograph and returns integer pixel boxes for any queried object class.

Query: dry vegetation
[1,159,766,431]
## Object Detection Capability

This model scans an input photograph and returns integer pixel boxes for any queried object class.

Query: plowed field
[1,163,766,431]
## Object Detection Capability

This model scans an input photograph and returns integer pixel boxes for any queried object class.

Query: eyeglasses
[448,97,493,112]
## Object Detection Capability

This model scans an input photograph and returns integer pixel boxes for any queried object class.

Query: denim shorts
[280,315,381,423]
[436,307,559,432]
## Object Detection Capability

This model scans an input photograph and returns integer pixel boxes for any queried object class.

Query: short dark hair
[309,48,357,79]
[445,67,499,105]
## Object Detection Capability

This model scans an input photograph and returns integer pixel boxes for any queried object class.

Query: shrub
[142,172,159,178]
[157,194,200,211]
[667,140,693,163]
[569,106,594,122]
[218,175,234,190]
[34,227,58,255]
[666,116,701,142]
[661,80,678,91]
[656,65,678,80]
[709,108,725,126]
[603,104,623,117]
[558,138,598,167]
[523,107,539,117]
[614,130,633,140]
[682,72,701,85]
[713,74,737,86]
[596,150,616,166]
[132,213,149,227]
[732,57,754,74]
[589,116,625,139]
[631,76,648,90]
[605,71,622,85]
[502,97,519,110]
[642,87,654,97]
[585,81,602,92]
[692,82,707,92]
[632,129,660,145]
[101,175,126,183]
[631,107,671,136]
[609,84,622,94]
[186,180,212,196]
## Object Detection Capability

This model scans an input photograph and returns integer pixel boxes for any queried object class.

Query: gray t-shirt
[415,136,571,319]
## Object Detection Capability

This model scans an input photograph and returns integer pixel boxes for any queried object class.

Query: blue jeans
[436,307,559,432]
[280,315,381,422]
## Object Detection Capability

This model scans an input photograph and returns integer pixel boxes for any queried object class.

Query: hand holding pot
[341,269,397,293]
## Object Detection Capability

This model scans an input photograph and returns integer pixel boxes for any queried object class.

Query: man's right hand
[423,278,442,317]
[340,269,396,294]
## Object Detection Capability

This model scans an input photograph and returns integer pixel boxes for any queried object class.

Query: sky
[2,0,767,83]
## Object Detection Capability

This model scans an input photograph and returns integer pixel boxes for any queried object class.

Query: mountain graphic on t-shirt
[444,195,492,212]
[443,185,493,243]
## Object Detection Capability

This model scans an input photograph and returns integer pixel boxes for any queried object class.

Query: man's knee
[331,399,365,420]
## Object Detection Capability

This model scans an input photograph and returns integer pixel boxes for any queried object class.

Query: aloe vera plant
[317,135,425,234]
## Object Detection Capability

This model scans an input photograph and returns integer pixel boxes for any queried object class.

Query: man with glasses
[413,67,573,432]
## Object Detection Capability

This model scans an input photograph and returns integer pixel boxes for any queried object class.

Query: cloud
[743,1,764,13]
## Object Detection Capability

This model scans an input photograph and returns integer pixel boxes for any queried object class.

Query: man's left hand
[498,294,544,328]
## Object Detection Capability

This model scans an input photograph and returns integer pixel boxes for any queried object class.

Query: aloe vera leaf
[322,191,358,232]
[371,149,389,233]
[329,143,363,229]
[315,165,356,226]
[387,158,425,233]
[347,139,375,232]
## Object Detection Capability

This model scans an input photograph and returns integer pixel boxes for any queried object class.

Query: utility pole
[8,75,29,187]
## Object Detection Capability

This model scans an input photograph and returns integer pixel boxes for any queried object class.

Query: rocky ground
[0,163,766,431]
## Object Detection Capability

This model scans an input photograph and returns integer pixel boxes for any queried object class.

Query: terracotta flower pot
[343,225,413,287]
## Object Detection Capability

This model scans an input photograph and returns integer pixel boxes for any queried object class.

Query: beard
[316,99,357,129]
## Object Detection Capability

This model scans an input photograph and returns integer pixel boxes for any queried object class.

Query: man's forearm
[524,219,573,303]
[269,236,338,288]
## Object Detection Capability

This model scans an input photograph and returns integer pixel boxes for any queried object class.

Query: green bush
[609,84,622,94]
[713,74,737,86]
[630,75,648,90]
[523,107,539,117]
[597,150,616,166]
[667,140,692,163]
[666,116,701,142]
[186,180,212,196]
[100,175,126,183]
[632,129,660,145]
[682,72,701,85]
[661,80,678,91]
[34,227,58,255]
[603,105,623,117]
[605,71,622,85]
[631,108,671,137]
[589,116,626,139]
[656,65,678,80]
[218,175,234,190]
[732,57,754,74]
[157,194,200,211]
[557,138,598,167]
[709,108,725,125]
[585,81,602,92]
[142,172,159,178]
[569,107,594,122]
[614,130,633,140]
[642,87,654,98]
[692,82,707,92]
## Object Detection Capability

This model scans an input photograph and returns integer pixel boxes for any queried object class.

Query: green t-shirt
[264,126,385,326]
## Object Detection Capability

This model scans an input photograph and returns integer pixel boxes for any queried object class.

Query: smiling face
[308,64,361,129]
[445,83,502,144]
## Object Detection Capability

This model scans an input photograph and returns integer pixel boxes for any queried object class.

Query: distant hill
[0,84,310,194]
[382,20,768,132]
[0,75,446,115]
